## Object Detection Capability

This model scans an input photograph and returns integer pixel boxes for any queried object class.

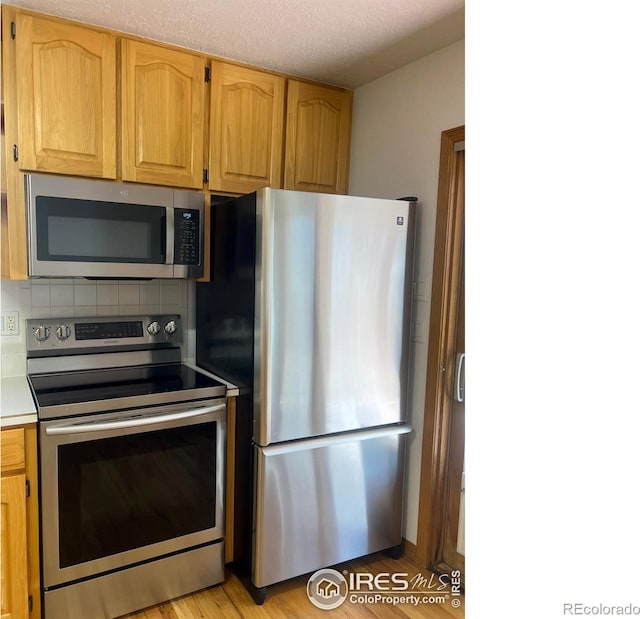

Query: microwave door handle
[44,403,225,436]
[165,206,174,264]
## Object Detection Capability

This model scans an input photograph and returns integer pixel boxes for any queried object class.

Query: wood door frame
[415,125,465,569]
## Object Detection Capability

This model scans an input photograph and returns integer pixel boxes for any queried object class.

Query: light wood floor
[118,552,465,619]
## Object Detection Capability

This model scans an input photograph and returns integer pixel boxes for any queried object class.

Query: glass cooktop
[29,363,226,419]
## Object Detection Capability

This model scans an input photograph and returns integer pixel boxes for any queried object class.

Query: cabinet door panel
[16,14,116,178]
[284,81,352,195]
[210,62,284,193]
[1,474,28,619]
[121,40,205,188]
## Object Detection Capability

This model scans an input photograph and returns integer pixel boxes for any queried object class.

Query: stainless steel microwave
[26,174,204,279]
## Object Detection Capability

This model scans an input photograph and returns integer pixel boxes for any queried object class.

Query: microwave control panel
[174,209,200,265]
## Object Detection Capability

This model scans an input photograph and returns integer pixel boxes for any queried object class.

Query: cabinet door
[121,39,205,188]
[284,81,352,195]
[15,14,117,178]
[1,474,28,619]
[209,62,284,193]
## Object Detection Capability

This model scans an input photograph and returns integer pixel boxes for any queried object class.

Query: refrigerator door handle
[260,423,412,456]
[455,352,465,403]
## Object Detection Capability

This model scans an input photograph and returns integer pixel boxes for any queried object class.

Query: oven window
[57,422,216,568]
[36,196,165,263]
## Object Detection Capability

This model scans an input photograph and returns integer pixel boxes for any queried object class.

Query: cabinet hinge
[13,144,19,162]
[203,169,209,184]
[11,21,16,39]
[26,479,31,497]
[29,595,33,613]
[204,67,211,83]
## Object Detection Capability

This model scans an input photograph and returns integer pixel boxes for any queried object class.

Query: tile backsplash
[1,279,194,377]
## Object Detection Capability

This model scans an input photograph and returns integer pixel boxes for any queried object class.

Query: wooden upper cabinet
[15,13,117,178]
[209,62,285,193]
[284,81,352,195]
[120,39,206,188]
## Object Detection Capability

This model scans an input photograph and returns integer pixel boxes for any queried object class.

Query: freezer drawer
[253,424,410,588]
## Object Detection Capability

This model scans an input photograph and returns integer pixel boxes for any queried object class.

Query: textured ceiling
[7,0,464,88]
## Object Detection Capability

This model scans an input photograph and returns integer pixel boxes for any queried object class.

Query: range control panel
[75,321,144,340]
[26,315,181,353]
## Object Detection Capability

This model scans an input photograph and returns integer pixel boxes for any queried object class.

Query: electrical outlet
[1,311,20,335]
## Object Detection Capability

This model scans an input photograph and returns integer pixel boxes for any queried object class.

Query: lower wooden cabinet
[1,426,40,619]
[1,473,28,619]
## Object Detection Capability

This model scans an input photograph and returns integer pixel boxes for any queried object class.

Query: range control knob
[34,325,51,342]
[164,320,177,335]
[147,321,161,335]
[56,324,71,341]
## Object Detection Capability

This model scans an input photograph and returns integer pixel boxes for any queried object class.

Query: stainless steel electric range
[26,315,227,619]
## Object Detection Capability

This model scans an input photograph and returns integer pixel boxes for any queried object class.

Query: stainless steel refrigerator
[196,188,415,603]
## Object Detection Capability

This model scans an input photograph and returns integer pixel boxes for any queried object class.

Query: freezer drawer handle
[455,352,465,403]
[260,424,412,456]
[44,404,225,436]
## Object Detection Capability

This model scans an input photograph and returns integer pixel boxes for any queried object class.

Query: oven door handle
[44,403,225,435]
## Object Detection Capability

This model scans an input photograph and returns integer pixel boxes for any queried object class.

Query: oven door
[39,399,225,589]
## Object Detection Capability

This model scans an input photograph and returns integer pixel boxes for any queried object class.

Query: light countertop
[1,376,38,428]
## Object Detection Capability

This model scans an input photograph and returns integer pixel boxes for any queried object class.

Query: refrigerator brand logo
[397,216,404,225]
[307,569,348,610]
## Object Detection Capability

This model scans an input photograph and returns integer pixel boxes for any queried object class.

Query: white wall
[349,39,465,544]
